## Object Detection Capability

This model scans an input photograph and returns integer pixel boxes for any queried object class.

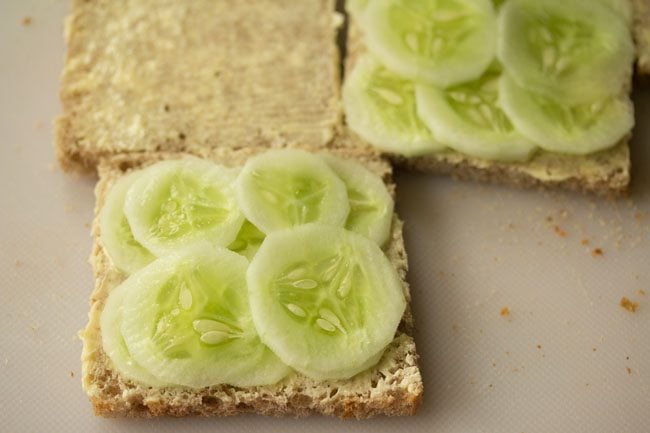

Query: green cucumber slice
[361,0,497,87]
[499,74,634,154]
[99,171,155,274]
[415,68,537,161]
[124,158,244,256]
[120,243,291,388]
[497,0,634,104]
[227,220,266,261]
[235,149,350,234]
[101,282,169,386]
[248,224,406,380]
[343,55,443,156]
[321,154,395,246]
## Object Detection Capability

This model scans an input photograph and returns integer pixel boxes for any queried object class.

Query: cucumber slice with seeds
[321,154,395,246]
[362,0,497,87]
[415,68,537,161]
[248,224,406,380]
[99,171,155,274]
[124,158,244,256]
[121,243,291,388]
[236,149,350,234]
[499,74,634,154]
[497,0,634,104]
[343,55,443,156]
[101,281,169,386]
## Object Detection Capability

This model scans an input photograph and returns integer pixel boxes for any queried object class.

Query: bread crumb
[69,371,75,378]
[592,248,604,257]
[637,290,646,296]
[620,297,639,313]
[554,225,567,237]
[14,259,23,267]
[580,238,589,246]
[21,16,32,26]
[626,367,632,375]
[593,348,597,352]
[536,344,542,349]
[500,307,510,317]
[635,211,645,224]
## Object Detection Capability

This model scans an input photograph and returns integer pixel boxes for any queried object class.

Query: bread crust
[81,146,423,418]
[342,8,634,197]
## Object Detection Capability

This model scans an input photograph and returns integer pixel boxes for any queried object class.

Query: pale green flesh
[124,158,244,256]
[248,224,406,380]
[227,220,266,260]
[321,154,394,246]
[120,243,291,387]
[101,282,169,386]
[497,0,634,104]
[362,0,497,87]
[99,171,155,274]
[416,68,537,161]
[499,74,634,154]
[236,149,350,234]
[343,55,443,156]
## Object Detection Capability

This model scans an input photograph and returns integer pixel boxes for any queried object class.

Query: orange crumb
[554,225,567,237]
[592,248,604,257]
[580,238,589,246]
[637,290,646,296]
[626,367,632,375]
[500,307,510,317]
[620,297,638,313]
[21,16,32,26]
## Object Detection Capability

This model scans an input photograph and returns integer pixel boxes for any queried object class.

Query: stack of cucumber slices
[344,0,635,161]
[99,150,406,387]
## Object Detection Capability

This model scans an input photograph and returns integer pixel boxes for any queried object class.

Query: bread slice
[56,0,342,173]
[80,146,423,418]
[342,8,635,196]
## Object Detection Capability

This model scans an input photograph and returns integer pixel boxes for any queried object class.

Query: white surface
[1,1,649,432]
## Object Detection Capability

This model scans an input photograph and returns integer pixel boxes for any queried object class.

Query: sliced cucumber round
[123,158,244,256]
[101,282,169,386]
[497,0,634,104]
[236,149,350,234]
[321,154,395,246]
[247,224,406,380]
[99,171,155,274]
[416,68,537,161]
[120,243,291,388]
[227,220,266,261]
[361,0,497,87]
[499,74,634,154]
[343,55,443,156]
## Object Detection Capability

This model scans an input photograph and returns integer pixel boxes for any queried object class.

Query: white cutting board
[1,1,648,432]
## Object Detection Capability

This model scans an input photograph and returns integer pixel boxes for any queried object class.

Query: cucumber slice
[124,158,244,256]
[120,243,292,388]
[99,171,155,274]
[321,154,395,246]
[236,149,350,234]
[343,55,443,156]
[227,220,266,261]
[361,0,497,87]
[101,282,169,386]
[499,74,634,154]
[248,224,406,380]
[497,0,634,104]
[415,68,537,161]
